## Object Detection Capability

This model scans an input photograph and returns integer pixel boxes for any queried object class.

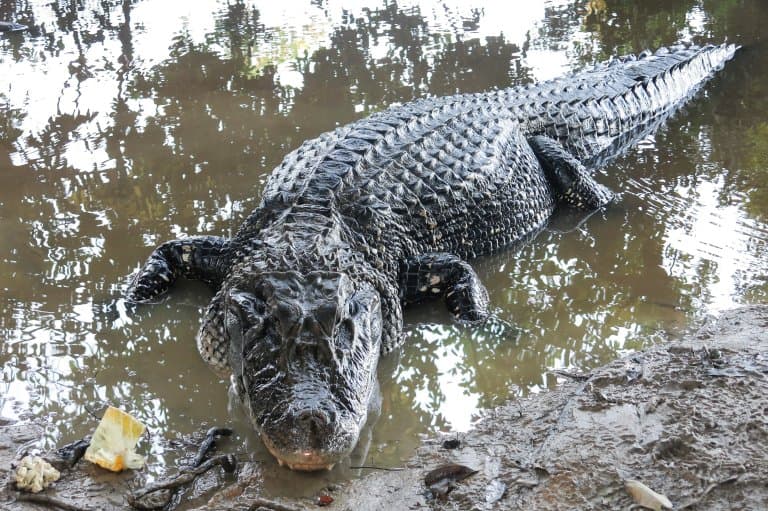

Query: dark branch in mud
[14,492,93,511]
[128,454,237,509]
[188,427,233,469]
[246,498,307,511]
[548,369,592,381]
[678,473,745,510]
[349,465,405,471]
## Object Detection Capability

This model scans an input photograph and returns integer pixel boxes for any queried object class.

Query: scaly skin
[126,43,738,471]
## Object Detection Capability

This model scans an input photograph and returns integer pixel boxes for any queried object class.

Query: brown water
[1,0,768,499]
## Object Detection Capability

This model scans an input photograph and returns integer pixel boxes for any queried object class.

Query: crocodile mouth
[261,433,337,472]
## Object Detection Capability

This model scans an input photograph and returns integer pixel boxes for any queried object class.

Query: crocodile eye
[225,305,243,337]
[315,304,338,334]
[334,319,354,354]
[245,316,264,336]
[228,289,266,330]
[272,301,301,325]
[347,299,359,317]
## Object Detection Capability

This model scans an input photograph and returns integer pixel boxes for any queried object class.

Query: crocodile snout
[297,408,335,447]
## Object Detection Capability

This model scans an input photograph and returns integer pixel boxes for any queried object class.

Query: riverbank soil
[2,305,767,510]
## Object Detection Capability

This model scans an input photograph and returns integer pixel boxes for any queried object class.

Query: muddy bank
[3,306,768,510]
[322,305,768,511]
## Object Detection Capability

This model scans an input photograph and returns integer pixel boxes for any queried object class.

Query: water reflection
[1,0,768,497]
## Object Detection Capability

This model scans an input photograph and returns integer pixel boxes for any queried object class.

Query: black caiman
[126,43,738,471]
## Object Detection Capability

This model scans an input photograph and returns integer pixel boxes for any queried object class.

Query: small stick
[14,492,93,511]
[129,454,236,506]
[349,465,405,471]
[549,369,592,381]
[678,473,742,510]
[247,497,307,511]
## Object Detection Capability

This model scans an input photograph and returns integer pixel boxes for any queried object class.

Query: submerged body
[126,44,737,470]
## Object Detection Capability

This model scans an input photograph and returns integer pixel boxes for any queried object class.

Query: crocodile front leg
[399,253,489,322]
[126,236,230,302]
[197,291,230,374]
[529,135,615,209]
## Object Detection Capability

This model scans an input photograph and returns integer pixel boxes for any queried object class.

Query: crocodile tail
[622,43,738,109]
[573,43,739,164]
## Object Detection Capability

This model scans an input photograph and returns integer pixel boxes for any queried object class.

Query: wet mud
[325,306,768,511]
[2,306,768,510]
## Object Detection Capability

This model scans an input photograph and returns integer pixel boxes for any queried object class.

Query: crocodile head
[224,270,382,471]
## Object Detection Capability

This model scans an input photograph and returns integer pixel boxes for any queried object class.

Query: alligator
[126,43,738,471]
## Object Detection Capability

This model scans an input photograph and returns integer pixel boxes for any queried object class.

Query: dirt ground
[2,305,767,510]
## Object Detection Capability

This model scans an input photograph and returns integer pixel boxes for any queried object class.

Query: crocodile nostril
[298,410,330,429]
[298,409,331,433]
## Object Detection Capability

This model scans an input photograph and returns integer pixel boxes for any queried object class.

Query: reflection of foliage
[385,320,526,429]
[739,123,768,217]
[580,0,697,58]
[0,94,24,163]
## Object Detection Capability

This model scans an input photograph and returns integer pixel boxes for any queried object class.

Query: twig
[677,473,742,509]
[82,403,103,421]
[247,497,308,511]
[14,492,94,511]
[349,465,405,471]
[549,369,592,381]
[128,454,236,507]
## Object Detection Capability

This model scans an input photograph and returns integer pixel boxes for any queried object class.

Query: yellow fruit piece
[84,406,146,472]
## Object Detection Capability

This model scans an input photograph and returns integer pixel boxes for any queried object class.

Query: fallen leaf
[317,494,334,506]
[425,463,478,498]
[624,479,673,510]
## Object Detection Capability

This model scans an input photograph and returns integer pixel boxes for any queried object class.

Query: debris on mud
[129,454,237,510]
[483,479,506,504]
[12,455,60,493]
[84,406,146,472]
[441,438,461,450]
[624,479,673,510]
[55,439,91,468]
[424,463,478,498]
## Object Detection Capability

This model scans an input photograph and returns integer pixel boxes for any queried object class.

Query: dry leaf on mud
[317,494,334,506]
[624,479,673,510]
[425,463,478,498]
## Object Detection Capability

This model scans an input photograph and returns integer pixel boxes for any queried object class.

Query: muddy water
[1,0,767,499]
